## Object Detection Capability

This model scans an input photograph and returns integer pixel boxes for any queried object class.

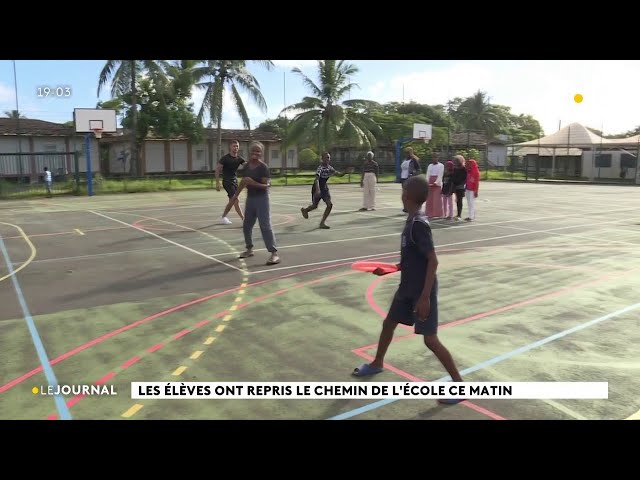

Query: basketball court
[1,175,639,420]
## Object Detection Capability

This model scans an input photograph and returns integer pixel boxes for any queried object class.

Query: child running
[351,175,464,404]
[300,152,345,229]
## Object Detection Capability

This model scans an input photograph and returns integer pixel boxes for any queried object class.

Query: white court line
[24,204,636,267]
[497,223,640,246]
[105,209,256,269]
[270,200,400,219]
[248,214,640,274]
[89,211,246,273]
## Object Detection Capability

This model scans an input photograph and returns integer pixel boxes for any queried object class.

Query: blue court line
[0,234,72,420]
[328,300,640,420]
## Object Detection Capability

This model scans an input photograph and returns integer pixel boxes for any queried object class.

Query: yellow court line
[215,325,225,333]
[74,228,85,236]
[204,337,215,345]
[190,350,203,360]
[0,222,37,283]
[223,315,232,322]
[122,404,144,418]
[626,409,640,420]
[172,366,187,376]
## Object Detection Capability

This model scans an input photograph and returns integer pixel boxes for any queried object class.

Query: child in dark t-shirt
[352,175,464,404]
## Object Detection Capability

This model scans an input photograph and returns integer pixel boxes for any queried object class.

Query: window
[620,153,637,169]
[288,149,295,160]
[595,154,612,168]
[196,149,204,160]
[271,150,280,159]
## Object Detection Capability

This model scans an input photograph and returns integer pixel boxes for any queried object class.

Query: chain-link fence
[0,152,81,199]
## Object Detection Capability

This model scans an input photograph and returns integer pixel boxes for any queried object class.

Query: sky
[1,60,640,137]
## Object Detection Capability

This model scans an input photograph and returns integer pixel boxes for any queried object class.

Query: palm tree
[457,90,504,138]
[281,60,382,154]
[3,110,26,118]
[164,60,199,103]
[194,60,274,169]
[97,60,168,175]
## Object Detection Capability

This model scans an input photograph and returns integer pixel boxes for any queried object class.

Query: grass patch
[1,170,635,200]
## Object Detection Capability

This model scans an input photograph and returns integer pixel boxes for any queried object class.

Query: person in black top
[217,140,245,225]
[351,175,464,403]
[300,152,345,229]
[451,155,467,221]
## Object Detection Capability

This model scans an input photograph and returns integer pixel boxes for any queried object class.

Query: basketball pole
[85,133,93,196]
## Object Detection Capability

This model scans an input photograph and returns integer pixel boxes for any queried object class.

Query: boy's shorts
[311,187,331,206]
[386,290,438,336]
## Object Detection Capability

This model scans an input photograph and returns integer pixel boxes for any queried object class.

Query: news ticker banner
[130,382,608,400]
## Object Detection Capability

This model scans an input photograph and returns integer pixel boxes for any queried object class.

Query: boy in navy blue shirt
[352,175,464,404]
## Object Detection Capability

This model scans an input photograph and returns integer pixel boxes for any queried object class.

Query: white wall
[108,142,130,174]
[100,139,300,174]
[69,137,100,173]
[0,137,31,174]
[191,143,210,171]
[582,150,638,180]
[488,145,507,167]
[287,146,299,168]
[168,141,188,171]
[145,142,165,173]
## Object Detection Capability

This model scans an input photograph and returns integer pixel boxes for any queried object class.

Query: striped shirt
[315,164,337,191]
[362,160,379,175]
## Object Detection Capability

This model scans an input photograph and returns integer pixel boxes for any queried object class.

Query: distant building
[0,118,299,180]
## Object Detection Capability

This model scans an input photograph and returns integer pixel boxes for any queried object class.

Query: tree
[3,110,26,118]
[97,60,168,175]
[194,60,274,169]
[281,60,383,153]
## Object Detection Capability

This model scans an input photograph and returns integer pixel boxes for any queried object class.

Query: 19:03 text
[37,86,72,98]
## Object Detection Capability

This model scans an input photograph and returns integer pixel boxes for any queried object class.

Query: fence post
[74,152,80,195]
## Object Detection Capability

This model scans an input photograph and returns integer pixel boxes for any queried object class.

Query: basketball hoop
[92,128,103,139]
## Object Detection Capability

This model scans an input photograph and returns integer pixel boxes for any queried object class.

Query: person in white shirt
[425,152,444,218]
[401,147,421,213]
[43,167,52,197]
[400,157,411,183]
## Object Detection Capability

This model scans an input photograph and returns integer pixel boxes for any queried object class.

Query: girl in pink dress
[425,153,444,218]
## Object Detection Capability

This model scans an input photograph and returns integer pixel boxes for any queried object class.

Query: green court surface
[0,181,639,420]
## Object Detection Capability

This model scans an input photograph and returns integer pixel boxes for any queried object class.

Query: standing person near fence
[452,155,467,221]
[217,139,246,225]
[425,152,444,218]
[400,156,411,183]
[300,152,345,229]
[441,160,455,220]
[464,159,480,221]
[228,141,281,265]
[401,147,421,213]
[43,166,52,198]
[359,151,379,211]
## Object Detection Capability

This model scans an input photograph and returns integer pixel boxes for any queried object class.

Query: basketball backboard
[413,123,432,142]
[74,108,118,138]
